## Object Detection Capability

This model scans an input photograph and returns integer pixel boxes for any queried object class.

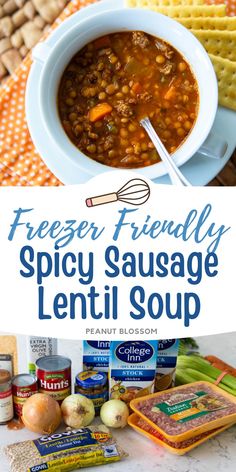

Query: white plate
[26,0,236,185]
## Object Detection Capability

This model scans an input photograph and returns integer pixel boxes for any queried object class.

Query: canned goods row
[1,354,110,422]
[0,355,72,422]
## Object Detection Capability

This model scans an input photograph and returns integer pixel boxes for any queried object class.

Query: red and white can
[12,373,38,417]
[36,355,71,404]
[0,369,13,424]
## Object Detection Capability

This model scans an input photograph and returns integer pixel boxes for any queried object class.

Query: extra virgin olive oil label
[27,337,58,375]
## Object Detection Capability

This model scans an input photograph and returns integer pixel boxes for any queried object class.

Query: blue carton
[110,340,158,402]
[155,339,179,391]
[83,341,110,372]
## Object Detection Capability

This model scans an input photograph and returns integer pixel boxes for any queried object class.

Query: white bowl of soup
[27,8,218,181]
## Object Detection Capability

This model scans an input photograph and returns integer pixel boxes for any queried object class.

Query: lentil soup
[58,31,199,168]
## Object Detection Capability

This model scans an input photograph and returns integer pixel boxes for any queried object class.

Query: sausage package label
[110,340,158,402]
[83,341,110,372]
[153,391,227,423]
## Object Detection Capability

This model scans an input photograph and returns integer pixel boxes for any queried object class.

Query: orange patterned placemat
[0,0,235,187]
[0,0,95,186]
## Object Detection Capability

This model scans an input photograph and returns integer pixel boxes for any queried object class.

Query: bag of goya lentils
[5,426,127,472]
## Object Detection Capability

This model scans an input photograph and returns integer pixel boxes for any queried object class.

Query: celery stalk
[177,355,236,390]
[175,369,196,386]
[176,364,236,396]
[185,368,214,384]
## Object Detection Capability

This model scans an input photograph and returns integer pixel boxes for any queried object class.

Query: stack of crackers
[127,0,236,111]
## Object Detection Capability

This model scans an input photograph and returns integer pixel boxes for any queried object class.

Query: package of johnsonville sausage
[128,413,235,455]
[130,381,236,442]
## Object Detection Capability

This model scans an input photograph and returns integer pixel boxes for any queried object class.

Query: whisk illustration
[86,178,150,207]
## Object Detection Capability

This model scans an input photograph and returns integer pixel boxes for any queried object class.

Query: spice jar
[75,371,108,415]
[0,369,14,424]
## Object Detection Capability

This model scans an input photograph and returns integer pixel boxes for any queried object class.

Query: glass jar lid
[75,370,107,389]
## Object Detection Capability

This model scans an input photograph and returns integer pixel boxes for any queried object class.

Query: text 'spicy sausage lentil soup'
[58,31,199,168]
[130,382,236,442]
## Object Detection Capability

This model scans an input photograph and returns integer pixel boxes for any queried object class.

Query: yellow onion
[100,399,129,428]
[22,393,61,434]
[61,394,95,428]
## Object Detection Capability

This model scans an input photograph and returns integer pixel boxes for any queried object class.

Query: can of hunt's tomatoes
[12,373,38,417]
[36,355,71,403]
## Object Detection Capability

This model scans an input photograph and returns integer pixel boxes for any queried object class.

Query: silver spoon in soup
[140,116,192,186]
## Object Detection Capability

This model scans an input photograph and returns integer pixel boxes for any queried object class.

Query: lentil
[65,98,74,106]
[156,55,165,64]
[87,144,97,153]
[120,128,128,138]
[128,123,137,132]
[98,91,106,100]
[178,61,187,72]
[122,85,129,94]
[177,127,185,136]
[106,84,116,95]
[184,120,192,130]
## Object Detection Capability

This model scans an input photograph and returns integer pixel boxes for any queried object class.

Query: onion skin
[22,393,61,434]
[100,400,129,428]
[61,394,95,428]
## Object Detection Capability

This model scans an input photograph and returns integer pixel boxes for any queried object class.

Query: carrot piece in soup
[164,85,176,101]
[89,103,113,122]
[94,35,111,50]
[132,82,143,94]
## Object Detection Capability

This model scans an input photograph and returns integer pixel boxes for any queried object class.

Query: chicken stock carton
[155,339,179,391]
[110,340,158,404]
[83,341,110,372]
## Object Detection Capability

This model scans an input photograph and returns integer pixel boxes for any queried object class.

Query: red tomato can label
[12,374,38,417]
[36,355,71,403]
